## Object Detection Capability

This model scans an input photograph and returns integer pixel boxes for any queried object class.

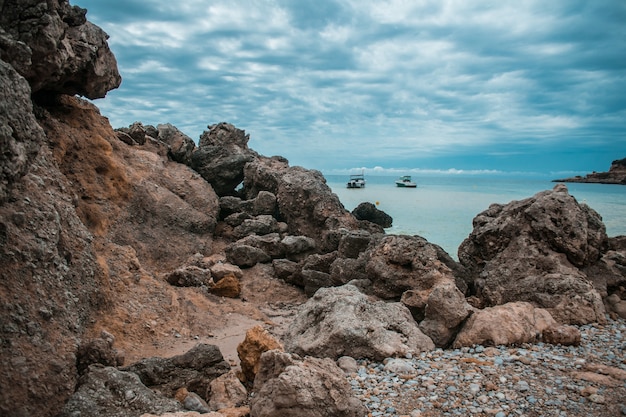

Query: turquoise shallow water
[326,175,626,259]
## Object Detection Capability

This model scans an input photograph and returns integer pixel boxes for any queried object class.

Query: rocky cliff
[553,157,626,185]
[1,2,626,417]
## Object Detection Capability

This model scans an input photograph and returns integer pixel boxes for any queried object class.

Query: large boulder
[157,123,196,165]
[283,284,434,361]
[237,325,284,384]
[458,185,607,324]
[0,0,121,99]
[242,156,360,251]
[351,201,393,228]
[453,302,556,348]
[250,350,367,417]
[59,366,184,417]
[190,123,256,196]
[122,344,231,402]
[365,234,461,300]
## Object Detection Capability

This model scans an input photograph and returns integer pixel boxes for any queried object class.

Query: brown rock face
[0,0,121,99]
[458,185,607,324]
[237,325,283,383]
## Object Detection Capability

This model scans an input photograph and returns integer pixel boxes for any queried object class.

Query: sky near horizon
[74,0,625,176]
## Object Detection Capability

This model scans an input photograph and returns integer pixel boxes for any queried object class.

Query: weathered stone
[234,233,284,258]
[351,202,393,228]
[542,324,582,346]
[453,302,557,348]
[329,257,369,286]
[284,284,434,361]
[225,244,272,268]
[165,266,212,287]
[337,229,374,258]
[208,370,248,410]
[281,235,317,260]
[158,123,196,164]
[191,123,255,196]
[210,262,243,281]
[209,273,241,298]
[237,325,283,383]
[122,343,230,401]
[272,258,302,286]
[336,356,359,374]
[0,0,121,99]
[250,350,367,417]
[233,215,279,238]
[76,335,122,374]
[59,366,184,417]
[459,185,607,325]
[365,234,459,300]
[605,294,626,319]
[175,388,211,413]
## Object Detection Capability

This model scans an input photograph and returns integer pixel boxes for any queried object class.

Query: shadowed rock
[351,201,393,228]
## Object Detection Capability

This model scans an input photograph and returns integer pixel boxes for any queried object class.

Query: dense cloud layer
[75,0,626,174]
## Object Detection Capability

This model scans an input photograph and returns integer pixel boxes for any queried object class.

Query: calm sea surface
[326,175,626,259]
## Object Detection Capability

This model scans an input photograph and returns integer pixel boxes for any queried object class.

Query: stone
[165,266,212,287]
[351,201,393,228]
[337,229,374,258]
[225,243,272,268]
[208,371,248,410]
[233,215,279,238]
[250,350,368,417]
[281,235,317,260]
[59,366,183,417]
[237,325,283,383]
[76,335,122,374]
[336,356,359,374]
[542,324,581,346]
[175,388,211,413]
[122,343,230,401]
[458,185,607,325]
[209,273,241,298]
[210,262,243,281]
[284,284,435,361]
[453,302,557,348]
[158,123,196,165]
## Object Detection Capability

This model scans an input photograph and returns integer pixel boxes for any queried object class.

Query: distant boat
[347,172,366,188]
[395,175,417,188]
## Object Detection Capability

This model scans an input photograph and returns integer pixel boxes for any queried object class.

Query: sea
[325,174,626,260]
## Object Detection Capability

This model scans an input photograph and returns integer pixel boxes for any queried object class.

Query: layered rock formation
[1,1,626,417]
[553,157,626,185]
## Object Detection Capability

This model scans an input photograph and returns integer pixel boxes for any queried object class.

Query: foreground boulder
[284,284,434,360]
[453,302,556,348]
[59,366,183,417]
[122,344,230,402]
[250,350,367,417]
[458,185,607,324]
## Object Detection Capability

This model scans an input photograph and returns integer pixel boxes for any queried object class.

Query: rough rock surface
[122,344,231,401]
[237,325,284,384]
[250,350,368,417]
[458,185,607,324]
[352,201,393,228]
[0,0,121,98]
[453,302,557,348]
[59,366,184,417]
[284,285,435,360]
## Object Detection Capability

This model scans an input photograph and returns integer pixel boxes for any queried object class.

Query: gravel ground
[346,318,626,417]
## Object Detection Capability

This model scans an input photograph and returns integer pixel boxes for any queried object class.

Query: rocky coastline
[1,2,625,417]
[553,158,626,185]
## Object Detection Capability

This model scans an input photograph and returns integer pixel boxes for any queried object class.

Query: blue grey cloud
[74,0,626,174]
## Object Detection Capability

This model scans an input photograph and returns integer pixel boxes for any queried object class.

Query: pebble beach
[346,318,626,417]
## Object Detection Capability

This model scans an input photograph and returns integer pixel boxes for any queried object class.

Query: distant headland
[553,157,626,185]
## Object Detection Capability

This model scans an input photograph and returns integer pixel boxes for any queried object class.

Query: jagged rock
[233,233,284,258]
[0,0,121,99]
[338,229,374,258]
[458,185,607,325]
[242,156,360,252]
[210,262,243,281]
[365,234,461,300]
[453,302,556,348]
[225,244,272,268]
[158,123,196,164]
[554,157,626,185]
[208,371,248,410]
[605,294,626,319]
[0,60,44,202]
[165,266,212,287]
[418,281,474,347]
[272,258,302,285]
[122,344,230,401]
[190,123,255,196]
[76,334,123,374]
[209,273,241,298]
[250,350,368,417]
[351,202,393,228]
[128,122,148,145]
[233,215,280,238]
[237,325,283,383]
[284,284,434,361]
[281,235,317,260]
[542,324,582,346]
[59,366,184,417]
[329,257,369,286]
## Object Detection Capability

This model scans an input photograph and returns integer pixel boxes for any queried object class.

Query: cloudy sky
[74,0,625,176]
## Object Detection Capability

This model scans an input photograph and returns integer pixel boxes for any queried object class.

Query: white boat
[395,175,417,188]
[347,172,366,188]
